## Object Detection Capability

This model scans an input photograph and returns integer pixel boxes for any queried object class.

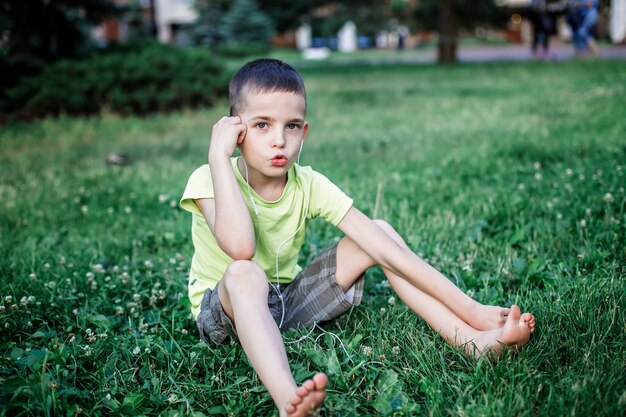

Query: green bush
[2,43,228,119]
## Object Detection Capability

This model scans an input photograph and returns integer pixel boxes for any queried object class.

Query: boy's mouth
[271,154,287,167]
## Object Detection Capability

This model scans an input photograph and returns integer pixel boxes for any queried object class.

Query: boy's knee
[373,219,405,246]
[373,219,396,236]
[223,260,268,294]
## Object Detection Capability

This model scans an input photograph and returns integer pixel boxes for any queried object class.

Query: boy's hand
[208,116,247,162]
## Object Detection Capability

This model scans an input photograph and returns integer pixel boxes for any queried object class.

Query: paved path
[456,41,626,62]
[294,41,626,67]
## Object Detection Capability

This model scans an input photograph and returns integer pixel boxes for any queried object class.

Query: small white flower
[158,194,169,204]
[167,394,178,403]
[534,172,542,181]
[43,263,51,271]
[105,394,112,401]
[144,260,153,270]
[387,296,396,306]
[29,273,37,281]
[124,206,132,214]
[603,193,615,204]
[133,293,141,302]
[92,264,104,273]
[181,329,188,335]
[132,346,141,355]
[585,208,592,217]
[579,219,587,228]
[556,212,563,220]
[533,162,541,170]
[517,183,526,191]
[85,271,94,280]
[361,346,373,356]
[565,168,574,176]
[81,205,88,214]
[169,200,178,208]
[392,345,401,355]
[5,296,13,304]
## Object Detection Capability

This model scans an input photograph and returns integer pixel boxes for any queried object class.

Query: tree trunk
[438,0,458,64]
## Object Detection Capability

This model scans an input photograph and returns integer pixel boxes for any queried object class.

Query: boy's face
[237,90,309,181]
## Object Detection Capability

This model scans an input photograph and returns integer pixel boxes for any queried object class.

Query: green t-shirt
[180,157,353,319]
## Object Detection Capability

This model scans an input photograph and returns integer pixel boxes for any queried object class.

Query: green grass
[1,59,625,416]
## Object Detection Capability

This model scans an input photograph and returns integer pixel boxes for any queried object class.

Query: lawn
[1,59,625,416]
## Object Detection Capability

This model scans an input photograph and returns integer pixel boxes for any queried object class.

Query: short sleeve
[180,164,214,215]
[307,169,353,226]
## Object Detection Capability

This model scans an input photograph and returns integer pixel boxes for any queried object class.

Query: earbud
[297,140,304,165]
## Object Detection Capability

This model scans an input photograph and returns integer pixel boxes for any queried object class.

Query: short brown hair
[229,59,306,116]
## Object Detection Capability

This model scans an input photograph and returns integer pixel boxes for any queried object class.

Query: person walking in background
[529,0,553,58]
[568,0,600,56]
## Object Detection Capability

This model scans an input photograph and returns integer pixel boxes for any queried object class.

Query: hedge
[2,43,229,119]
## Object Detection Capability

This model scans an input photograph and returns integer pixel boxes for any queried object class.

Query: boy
[181,59,536,417]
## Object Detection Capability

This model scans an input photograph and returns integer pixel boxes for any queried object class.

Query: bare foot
[284,373,327,417]
[500,305,534,348]
[470,305,535,357]
[467,303,510,331]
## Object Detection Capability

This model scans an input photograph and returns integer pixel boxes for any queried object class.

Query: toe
[303,379,315,391]
[296,386,309,398]
[313,373,328,390]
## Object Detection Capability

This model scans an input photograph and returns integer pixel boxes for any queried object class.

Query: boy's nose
[272,131,286,148]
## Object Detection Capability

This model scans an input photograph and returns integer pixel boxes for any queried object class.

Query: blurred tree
[258,0,327,33]
[258,0,390,37]
[191,0,228,52]
[413,0,509,64]
[0,0,121,62]
[221,0,275,45]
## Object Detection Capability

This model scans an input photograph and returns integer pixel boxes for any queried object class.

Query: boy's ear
[302,121,309,140]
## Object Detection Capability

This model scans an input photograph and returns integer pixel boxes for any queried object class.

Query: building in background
[92,0,196,45]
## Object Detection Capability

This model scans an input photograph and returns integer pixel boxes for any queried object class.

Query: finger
[237,124,247,144]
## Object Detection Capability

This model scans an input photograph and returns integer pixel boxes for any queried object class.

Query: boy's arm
[337,207,463,302]
[199,116,255,260]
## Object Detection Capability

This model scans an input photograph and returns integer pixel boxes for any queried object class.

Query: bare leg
[336,219,510,330]
[335,220,535,355]
[219,260,326,417]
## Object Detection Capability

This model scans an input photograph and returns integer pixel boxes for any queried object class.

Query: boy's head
[229,59,307,117]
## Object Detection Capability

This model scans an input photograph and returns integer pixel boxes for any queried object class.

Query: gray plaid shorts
[196,243,365,345]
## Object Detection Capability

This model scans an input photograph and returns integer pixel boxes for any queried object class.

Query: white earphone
[240,154,309,328]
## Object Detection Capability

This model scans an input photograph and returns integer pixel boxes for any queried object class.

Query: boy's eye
[287,123,300,130]
[256,122,267,129]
